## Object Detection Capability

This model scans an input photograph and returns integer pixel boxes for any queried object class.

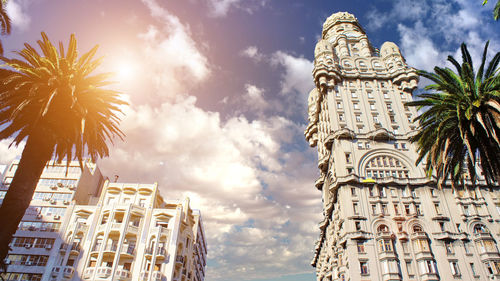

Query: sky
[0,0,498,280]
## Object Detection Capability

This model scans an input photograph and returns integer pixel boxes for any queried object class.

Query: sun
[116,62,136,80]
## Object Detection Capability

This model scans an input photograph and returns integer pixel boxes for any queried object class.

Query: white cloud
[6,0,31,31]
[0,139,23,165]
[271,51,313,95]
[204,0,268,17]
[242,83,269,113]
[240,45,265,62]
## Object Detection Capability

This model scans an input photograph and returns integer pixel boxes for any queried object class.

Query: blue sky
[0,1,498,280]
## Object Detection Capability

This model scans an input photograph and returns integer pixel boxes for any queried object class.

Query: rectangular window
[439,222,446,232]
[445,241,454,254]
[470,263,478,276]
[351,91,358,98]
[394,204,400,215]
[373,115,380,123]
[402,241,409,253]
[404,204,411,215]
[463,205,470,216]
[353,203,359,215]
[379,186,386,197]
[406,260,415,276]
[351,188,357,196]
[355,221,361,231]
[415,204,422,215]
[370,103,376,110]
[389,115,396,123]
[353,103,360,110]
[383,92,389,99]
[381,204,388,215]
[345,153,352,164]
[356,114,362,122]
[360,261,369,275]
[367,91,374,99]
[371,204,377,215]
[357,241,365,253]
[339,113,345,121]
[337,102,343,109]
[450,261,460,276]
[434,203,441,215]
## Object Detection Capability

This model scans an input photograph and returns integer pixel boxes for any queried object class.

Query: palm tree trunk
[0,131,53,269]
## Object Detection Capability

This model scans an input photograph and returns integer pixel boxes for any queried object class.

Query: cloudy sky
[0,0,498,280]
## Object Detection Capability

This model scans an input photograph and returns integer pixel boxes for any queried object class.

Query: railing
[104,244,118,252]
[63,266,75,278]
[96,266,112,278]
[115,268,131,279]
[83,268,95,279]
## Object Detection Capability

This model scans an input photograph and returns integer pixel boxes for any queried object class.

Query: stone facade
[307,12,500,281]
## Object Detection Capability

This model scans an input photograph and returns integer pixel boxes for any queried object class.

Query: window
[415,204,422,215]
[404,204,411,215]
[411,188,417,198]
[379,239,393,252]
[419,260,437,274]
[464,241,471,254]
[371,204,377,215]
[377,224,389,233]
[449,261,460,276]
[355,114,362,122]
[389,115,396,123]
[353,103,360,110]
[439,222,446,232]
[365,142,371,149]
[337,102,343,109]
[406,260,415,277]
[373,115,380,123]
[381,204,388,215]
[402,241,409,253]
[456,224,462,232]
[413,239,430,252]
[345,153,352,163]
[355,221,361,231]
[369,187,375,197]
[473,224,488,233]
[445,241,454,254]
[367,91,374,99]
[351,91,358,98]
[339,113,345,121]
[463,205,470,216]
[351,188,357,196]
[413,225,423,232]
[353,203,359,215]
[434,203,441,215]
[379,186,387,197]
[470,263,478,276]
[360,261,369,275]
[394,204,400,215]
[383,92,389,99]
[370,102,376,110]
[357,241,365,253]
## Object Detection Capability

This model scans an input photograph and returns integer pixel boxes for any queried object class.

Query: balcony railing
[96,266,112,278]
[115,268,131,280]
[121,245,136,256]
[83,267,95,279]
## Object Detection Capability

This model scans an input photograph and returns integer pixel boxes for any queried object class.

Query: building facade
[1,160,105,281]
[307,12,500,281]
[1,162,207,281]
[48,181,207,281]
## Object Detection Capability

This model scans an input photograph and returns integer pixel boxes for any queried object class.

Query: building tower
[307,12,500,281]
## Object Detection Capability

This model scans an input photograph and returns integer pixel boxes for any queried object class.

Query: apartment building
[306,12,500,281]
[0,160,104,281]
[48,181,207,281]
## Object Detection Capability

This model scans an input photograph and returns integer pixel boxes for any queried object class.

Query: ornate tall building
[306,12,500,281]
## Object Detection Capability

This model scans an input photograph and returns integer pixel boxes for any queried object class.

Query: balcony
[156,247,167,258]
[121,245,136,257]
[52,266,62,277]
[96,266,113,278]
[152,271,167,281]
[62,266,75,279]
[126,224,139,235]
[115,268,131,280]
[140,271,149,280]
[473,232,493,240]
[83,268,95,279]
[104,244,118,252]
[91,244,102,253]
[70,242,81,255]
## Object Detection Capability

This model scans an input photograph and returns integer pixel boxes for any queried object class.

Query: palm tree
[0,0,12,55]
[407,41,500,188]
[0,32,127,268]
[483,0,500,20]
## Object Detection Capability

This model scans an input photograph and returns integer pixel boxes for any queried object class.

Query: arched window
[474,224,489,234]
[365,155,409,179]
[378,224,389,233]
[412,224,423,233]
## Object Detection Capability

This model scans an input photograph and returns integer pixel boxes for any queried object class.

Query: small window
[353,203,359,215]
[339,113,345,121]
[360,261,369,275]
[345,153,352,164]
[367,91,374,99]
[337,102,343,109]
[351,188,357,196]
[449,261,460,276]
[370,103,376,110]
[357,241,365,253]
[353,103,360,110]
[355,114,362,122]
[412,224,423,232]
[355,221,362,231]
[377,224,389,233]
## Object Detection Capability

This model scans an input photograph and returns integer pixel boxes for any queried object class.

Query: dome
[381,42,401,57]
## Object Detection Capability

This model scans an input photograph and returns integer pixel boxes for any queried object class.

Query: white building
[306,12,500,281]
[49,181,207,281]
[1,162,207,281]
[1,160,104,281]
